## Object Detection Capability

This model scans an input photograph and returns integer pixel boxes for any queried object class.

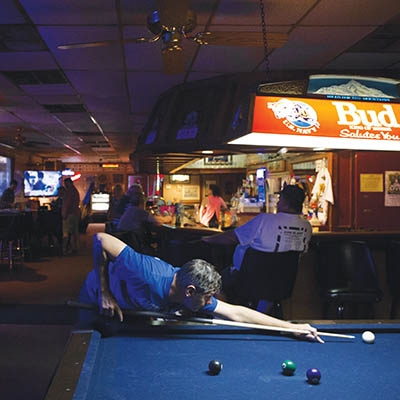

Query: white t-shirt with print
[232,212,312,270]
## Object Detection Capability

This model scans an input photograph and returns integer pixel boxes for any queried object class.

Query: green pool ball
[282,359,296,376]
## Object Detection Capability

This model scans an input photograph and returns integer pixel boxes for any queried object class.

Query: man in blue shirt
[79,232,322,343]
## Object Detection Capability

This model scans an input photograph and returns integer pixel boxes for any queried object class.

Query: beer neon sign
[229,96,400,151]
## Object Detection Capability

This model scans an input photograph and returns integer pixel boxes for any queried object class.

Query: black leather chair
[386,240,400,319]
[315,240,383,319]
[228,247,301,319]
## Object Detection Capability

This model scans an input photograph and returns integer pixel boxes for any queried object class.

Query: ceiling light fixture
[101,163,120,168]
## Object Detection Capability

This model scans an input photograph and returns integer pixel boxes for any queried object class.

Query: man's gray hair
[176,259,222,294]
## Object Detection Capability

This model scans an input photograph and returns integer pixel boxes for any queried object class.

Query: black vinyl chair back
[232,247,301,317]
[351,241,382,291]
[315,240,382,318]
[386,240,400,318]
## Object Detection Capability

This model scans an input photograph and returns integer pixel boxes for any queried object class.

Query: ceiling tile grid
[0,0,398,165]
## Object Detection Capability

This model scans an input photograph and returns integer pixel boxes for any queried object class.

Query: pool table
[45,321,400,400]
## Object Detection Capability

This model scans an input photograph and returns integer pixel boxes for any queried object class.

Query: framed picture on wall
[169,174,190,184]
[182,185,200,201]
[204,155,232,165]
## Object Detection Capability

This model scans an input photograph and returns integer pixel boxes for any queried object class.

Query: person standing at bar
[62,178,81,254]
[200,184,228,228]
[0,179,18,209]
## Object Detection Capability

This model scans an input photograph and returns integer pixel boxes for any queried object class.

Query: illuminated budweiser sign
[247,96,400,150]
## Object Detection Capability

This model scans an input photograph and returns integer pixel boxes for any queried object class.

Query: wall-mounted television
[24,170,62,197]
[91,193,110,212]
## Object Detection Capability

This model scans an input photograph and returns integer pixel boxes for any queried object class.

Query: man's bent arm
[93,233,127,321]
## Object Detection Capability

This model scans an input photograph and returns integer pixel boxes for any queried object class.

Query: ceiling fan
[57,0,287,74]
[0,132,50,150]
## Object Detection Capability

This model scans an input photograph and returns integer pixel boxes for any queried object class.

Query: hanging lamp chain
[259,0,270,81]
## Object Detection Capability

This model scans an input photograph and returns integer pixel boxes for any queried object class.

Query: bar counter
[155,224,400,320]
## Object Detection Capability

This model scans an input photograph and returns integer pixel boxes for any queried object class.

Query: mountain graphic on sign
[313,79,393,98]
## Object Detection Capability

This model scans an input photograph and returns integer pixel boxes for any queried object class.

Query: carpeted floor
[0,223,104,400]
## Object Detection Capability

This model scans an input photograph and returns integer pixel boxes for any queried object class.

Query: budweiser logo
[332,101,400,129]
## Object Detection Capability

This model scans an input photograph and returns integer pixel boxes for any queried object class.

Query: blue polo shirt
[81,245,217,313]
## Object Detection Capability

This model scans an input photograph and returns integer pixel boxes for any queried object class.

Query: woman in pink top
[200,184,228,228]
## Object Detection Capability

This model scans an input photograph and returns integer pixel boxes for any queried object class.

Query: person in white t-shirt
[201,185,312,308]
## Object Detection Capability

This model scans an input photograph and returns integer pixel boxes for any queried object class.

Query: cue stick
[66,300,355,339]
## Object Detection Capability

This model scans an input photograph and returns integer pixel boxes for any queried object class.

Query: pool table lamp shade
[228,95,400,151]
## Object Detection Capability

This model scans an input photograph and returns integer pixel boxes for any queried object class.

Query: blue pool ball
[306,368,321,384]
[208,360,223,375]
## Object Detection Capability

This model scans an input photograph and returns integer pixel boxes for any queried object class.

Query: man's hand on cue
[99,292,124,322]
[294,323,324,343]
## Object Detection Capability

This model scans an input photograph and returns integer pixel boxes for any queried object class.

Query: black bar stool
[0,212,26,270]
[386,240,400,319]
[315,240,383,319]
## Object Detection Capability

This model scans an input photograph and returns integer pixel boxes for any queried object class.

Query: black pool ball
[306,368,321,384]
[208,360,223,375]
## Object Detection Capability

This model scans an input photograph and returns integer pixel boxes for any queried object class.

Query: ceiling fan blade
[157,0,189,27]
[162,49,185,74]
[198,31,288,48]
[57,37,149,50]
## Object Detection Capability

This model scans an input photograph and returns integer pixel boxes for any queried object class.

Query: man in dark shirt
[0,179,17,209]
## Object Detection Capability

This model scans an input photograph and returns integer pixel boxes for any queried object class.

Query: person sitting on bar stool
[201,184,312,312]
[116,190,171,254]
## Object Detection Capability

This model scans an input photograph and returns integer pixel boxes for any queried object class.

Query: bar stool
[386,240,400,319]
[228,248,301,319]
[0,212,26,270]
[315,240,383,319]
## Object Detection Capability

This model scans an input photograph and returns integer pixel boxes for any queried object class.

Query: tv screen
[91,193,110,212]
[24,170,62,197]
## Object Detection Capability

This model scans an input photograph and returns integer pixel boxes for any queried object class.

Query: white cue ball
[362,331,375,344]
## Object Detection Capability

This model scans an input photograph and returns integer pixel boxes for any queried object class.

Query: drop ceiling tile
[66,71,127,97]
[82,95,131,113]
[120,0,158,24]
[0,52,57,70]
[326,52,400,70]
[20,84,75,96]
[302,0,400,25]
[0,0,26,23]
[214,0,316,25]
[193,46,263,72]
[127,72,182,113]
[20,0,118,24]
[270,26,378,69]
